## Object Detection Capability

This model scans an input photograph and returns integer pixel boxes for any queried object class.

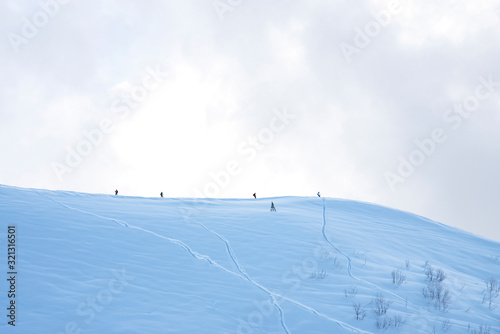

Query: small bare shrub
[423,281,450,311]
[373,293,390,317]
[483,277,500,309]
[442,318,451,332]
[353,302,365,320]
[425,263,446,283]
[435,268,447,282]
[376,316,392,330]
[393,314,405,328]
[344,286,358,298]
[391,269,406,286]
[331,257,342,270]
[422,266,451,311]
[309,269,328,280]
[468,323,491,334]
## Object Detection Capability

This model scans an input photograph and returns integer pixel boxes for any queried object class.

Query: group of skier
[115,189,163,197]
[114,190,322,212]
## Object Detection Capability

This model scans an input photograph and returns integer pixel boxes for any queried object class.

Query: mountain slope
[0,185,499,333]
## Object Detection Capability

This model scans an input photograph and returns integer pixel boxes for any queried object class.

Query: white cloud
[0,0,499,241]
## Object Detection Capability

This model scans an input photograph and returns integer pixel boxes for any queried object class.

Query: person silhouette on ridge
[270,202,276,211]
[115,189,118,196]
[253,193,256,199]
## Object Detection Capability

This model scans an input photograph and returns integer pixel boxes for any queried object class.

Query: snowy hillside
[0,185,499,334]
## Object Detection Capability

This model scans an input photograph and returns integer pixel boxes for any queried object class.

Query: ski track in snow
[40,193,371,334]
[40,193,240,275]
[321,198,354,279]
[173,212,291,334]
[320,198,476,332]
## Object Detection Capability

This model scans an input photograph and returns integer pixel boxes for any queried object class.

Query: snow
[0,185,499,333]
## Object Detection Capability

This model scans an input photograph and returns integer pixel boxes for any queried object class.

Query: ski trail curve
[321,197,415,300]
[43,194,130,228]
[181,215,249,279]
[40,193,372,333]
[320,198,477,332]
[174,213,290,334]
[39,193,241,275]
[321,198,354,279]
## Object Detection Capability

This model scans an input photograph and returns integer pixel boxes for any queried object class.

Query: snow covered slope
[0,185,499,333]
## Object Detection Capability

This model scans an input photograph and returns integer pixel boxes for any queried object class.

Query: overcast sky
[1,0,499,241]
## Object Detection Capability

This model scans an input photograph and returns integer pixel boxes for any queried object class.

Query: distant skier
[160,192,163,198]
[317,192,321,197]
[253,193,256,199]
[270,202,276,211]
[115,189,118,196]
